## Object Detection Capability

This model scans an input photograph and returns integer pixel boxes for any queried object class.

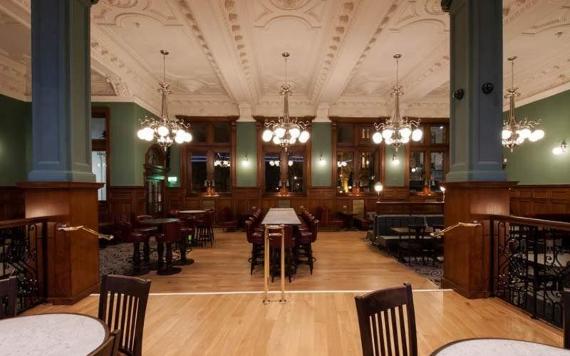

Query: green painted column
[385,146,405,187]
[28,0,97,182]
[311,123,332,187]
[444,0,506,182]
[0,95,31,185]
[236,122,257,187]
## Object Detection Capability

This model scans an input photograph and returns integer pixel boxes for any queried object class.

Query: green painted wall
[384,145,405,187]
[93,102,153,186]
[167,144,181,188]
[236,122,257,187]
[505,90,570,184]
[0,95,31,186]
[311,123,332,187]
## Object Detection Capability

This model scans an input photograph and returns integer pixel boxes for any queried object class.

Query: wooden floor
[26,230,564,355]
[28,291,563,356]
[138,230,437,292]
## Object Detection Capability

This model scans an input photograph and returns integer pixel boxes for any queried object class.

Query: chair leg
[308,244,313,274]
[133,242,141,266]
[143,240,151,264]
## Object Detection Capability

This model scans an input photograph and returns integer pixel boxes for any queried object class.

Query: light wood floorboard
[138,230,436,292]
[27,291,563,356]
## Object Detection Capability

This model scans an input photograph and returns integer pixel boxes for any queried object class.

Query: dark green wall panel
[0,95,31,186]
[311,123,332,187]
[505,90,570,184]
[236,122,257,187]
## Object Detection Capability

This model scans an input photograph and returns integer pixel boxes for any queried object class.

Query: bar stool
[155,221,182,275]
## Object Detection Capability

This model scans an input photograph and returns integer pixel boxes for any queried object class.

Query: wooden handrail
[0,215,68,229]
[474,214,570,232]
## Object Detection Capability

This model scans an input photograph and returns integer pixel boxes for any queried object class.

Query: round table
[141,218,194,273]
[0,313,108,356]
[431,338,570,356]
[179,210,206,215]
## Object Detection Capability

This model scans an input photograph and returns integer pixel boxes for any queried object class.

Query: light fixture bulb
[411,128,423,142]
[262,129,273,142]
[299,130,310,143]
[529,129,545,142]
[273,136,281,145]
[174,133,185,144]
[374,182,383,193]
[382,129,394,140]
[157,125,169,137]
[400,127,412,138]
[275,127,286,138]
[517,128,531,140]
[553,146,564,155]
[502,129,512,140]
[289,127,301,139]
[372,132,383,144]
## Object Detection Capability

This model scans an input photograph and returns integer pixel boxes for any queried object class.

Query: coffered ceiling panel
[0,0,569,118]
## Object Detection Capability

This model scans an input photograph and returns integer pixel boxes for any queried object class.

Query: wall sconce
[167,176,178,184]
[440,185,446,202]
[318,153,326,167]
[374,182,383,203]
[391,153,400,165]
[241,154,251,167]
[552,140,567,156]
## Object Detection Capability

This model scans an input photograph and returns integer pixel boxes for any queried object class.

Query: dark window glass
[265,153,280,193]
[287,152,304,193]
[359,126,372,144]
[91,117,106,139]
[337,124,353,144]
[192,123,208,143]
[337,151,354,193]
[214,152,231,193]
[191,152,208,193]
[409,151,425,192]
[430,125,446,144]
[359,151,376,192]
[213,122,231,143]
[430,152,444,191]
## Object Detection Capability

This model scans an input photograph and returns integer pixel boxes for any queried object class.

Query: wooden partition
[510,185,570,216]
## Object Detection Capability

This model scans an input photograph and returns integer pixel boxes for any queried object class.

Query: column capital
[441,0,453,12]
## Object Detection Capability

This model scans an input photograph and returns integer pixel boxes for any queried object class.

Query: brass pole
[280,225,286,302]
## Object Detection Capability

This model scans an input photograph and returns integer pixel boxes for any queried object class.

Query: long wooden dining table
[260,208,301,304]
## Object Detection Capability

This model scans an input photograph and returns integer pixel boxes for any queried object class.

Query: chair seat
[124,232,147,243]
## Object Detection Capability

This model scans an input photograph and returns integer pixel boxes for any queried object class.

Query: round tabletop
[431,338,570,356]
[141,218,180,225]
[179,210,207,214]
[0,313,108,356]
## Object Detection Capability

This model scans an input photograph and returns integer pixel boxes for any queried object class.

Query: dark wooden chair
[98,275,151,356]
[354,283,417,356]
[0,276,17,319]
[88,329,122,356]
[563,289,570,349]
[220,206,239,231]
[296,219,319,274]
[156,221,182,274]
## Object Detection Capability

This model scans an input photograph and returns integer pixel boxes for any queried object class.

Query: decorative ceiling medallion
[269,0,312,10]
[104,0,139,8]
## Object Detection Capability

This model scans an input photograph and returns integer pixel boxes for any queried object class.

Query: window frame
[180,117,237,197]
[407,121,450,193]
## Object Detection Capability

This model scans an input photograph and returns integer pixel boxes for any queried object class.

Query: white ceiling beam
[314,0,397,105]
[183,0,257,105]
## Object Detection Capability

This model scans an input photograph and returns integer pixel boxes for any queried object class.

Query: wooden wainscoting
[0,186,25,220]
[510,185,570,216]
[107,186,146,221]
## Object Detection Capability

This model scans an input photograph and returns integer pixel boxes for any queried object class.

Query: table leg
[263,228,270,304]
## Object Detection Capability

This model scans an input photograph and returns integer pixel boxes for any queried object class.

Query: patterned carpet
[406,260,443,287]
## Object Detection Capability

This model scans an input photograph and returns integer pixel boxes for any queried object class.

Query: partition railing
[0,217,58,313]
[487,214,570,327]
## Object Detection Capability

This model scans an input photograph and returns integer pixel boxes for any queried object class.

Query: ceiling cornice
[441,0,452,13]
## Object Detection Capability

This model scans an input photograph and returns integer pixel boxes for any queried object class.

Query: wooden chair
[354,283,417,356]
[98,275,151,356]
[564,289,570,349]
[0,276,17,319]
[88,329,122,356]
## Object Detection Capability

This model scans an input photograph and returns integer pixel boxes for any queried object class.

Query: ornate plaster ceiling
[0,0,569,119]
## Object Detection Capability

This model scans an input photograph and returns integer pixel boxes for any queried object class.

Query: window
[287,152,304,193]
[91,110,109,202]
[409,123,449,192]
[184,119,234,195]
[264,152,281,193]
[334,121,381,195]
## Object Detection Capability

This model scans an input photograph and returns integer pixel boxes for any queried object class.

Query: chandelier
[137,50,192,150]
[372,54,422,151]
[502,56,544,152]
[261,52,310,151]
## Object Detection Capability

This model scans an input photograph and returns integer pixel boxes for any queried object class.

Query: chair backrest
[98,275,151,356]
[162,221,181,243]
[564,289,570,349]
[0,276,17,319]
[354,284,417,356]
[244,220,254,243]
[269,225,294,249]
[88,329,122,356]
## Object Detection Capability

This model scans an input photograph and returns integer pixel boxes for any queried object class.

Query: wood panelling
[443,181,516,299]
[510,185,570,216]
[107,186,146,221]
[18,181,102,304]
[0,186,24,220]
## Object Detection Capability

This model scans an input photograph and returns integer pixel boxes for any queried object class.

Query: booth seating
[372,214,444,255]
